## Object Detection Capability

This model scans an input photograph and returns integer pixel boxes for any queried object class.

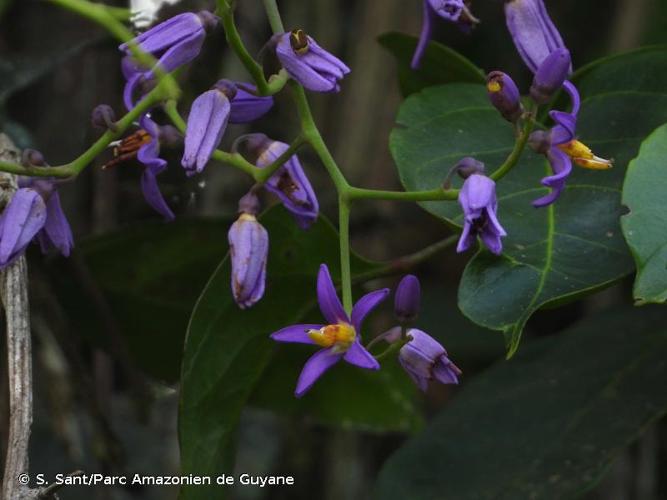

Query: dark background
[0,0,666,499]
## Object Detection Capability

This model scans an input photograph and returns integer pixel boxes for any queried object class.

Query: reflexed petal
[295,348,342,397]
[37,191,73,257]
[504,0,568,72]
[562,80,581,115]
[0,188,47,266]
[123,74,143,111]
[182,89,231,175]
[271,324,325,344]
[532,149,571,207]
[140,165,175,221]
[229,85,274,123]
[411,0,435,69]
[316,264,348,324]
[343,341,380,370]
[350,288,389,333]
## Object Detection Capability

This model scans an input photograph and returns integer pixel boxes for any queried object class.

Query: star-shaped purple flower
[271,264,388,397]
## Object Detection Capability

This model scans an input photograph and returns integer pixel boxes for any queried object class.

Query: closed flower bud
[396,328,462,392]
[21,149,46,167]
[228,213,269,309]
[486,71,523,122]
[528,130,551,154]
[394,275,421,323]
[530,48,571,105]
[455,156,485,179]
[91,104,117,131]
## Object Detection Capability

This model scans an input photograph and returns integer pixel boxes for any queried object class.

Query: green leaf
[391,47,667,354]
[374,305,667,500]
[179,209,418,500]
[378,32,484,96]
[46,217,230,382]
[622,122,667,304]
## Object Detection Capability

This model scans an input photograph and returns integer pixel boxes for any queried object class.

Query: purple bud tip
[158,125,182,148]
[394,274,421,323]
[213,79,238,100]
[232,133,272,160]
[455,157,485,179]
[530,48,571,105]
[197,11,219,32]
[238,192,261,215]
[91,104,117,131]
[21,149,46,167]
[528,130,551,154]
[486,71,523,122]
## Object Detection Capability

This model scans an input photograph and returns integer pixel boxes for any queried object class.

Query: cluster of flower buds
[0,150,73,268]
[271,268,460,397]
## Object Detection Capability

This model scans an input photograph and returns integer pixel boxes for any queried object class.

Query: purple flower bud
[530,48,571,104]
[457,174,507,255]
[91,104,117,131]
[455,156,485,179]
[228,213,269,309]
[275,30,350,93]
[528,130,551,154]
[257,141,319,229]
[181,85,232,176]
[158,125,182,149]
[486,71,523,122]
[238,191,261,216]
[397,328,461,392]
[229,84,274,124]
[394,275,421,323]
[119,11,217,75]
[21,149,46,167]
[504,0,569,73]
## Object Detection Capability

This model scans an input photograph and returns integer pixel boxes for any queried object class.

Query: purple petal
[401,357,429,392]
[0,188,47,266]
[532,148,572,207]
[549,112,576,145]
[317,264,348,324]
[350,288,389,333]
[411,1,435,69]
[504,0,568,73]
[460,174,496,211]
[229,85,274,123]
[433,357,461,384]
[343,341,380,370]
[182,89,231,175]
[152,31,205,74]
[563,80,581,115]
[456,220,476,254]
[271,324,325,345]
[119,13,203,55]
[137,127,175,221]
[37,190,73,257]
[295,348,343,397]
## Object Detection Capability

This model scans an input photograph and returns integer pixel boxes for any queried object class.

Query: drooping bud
[457,174,506,255]
[486,71,523,122]
[395,328,462,392]
[91,104,117,131]
[530,48,571,104]
[228,212,269,309]
[21,149,46,167]
[455,157,485,179]
[237,191,261,216]
[394,275,421,323]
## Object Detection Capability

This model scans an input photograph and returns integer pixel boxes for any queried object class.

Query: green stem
[0,88,163,178]
[373,335,412,362]
[348,186,458,202]
[338,197,353,314]
[262,0,285,33]
[490,110,535,181]
[217,0,269,94]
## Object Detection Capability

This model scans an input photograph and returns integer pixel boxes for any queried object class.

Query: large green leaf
[622,122,667,304]
[179,210,419,500]
[374,305,667,500]
[391,47,667,354]
[378,32,484,96]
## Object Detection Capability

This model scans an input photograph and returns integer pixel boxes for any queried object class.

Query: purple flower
[411,0,479,69]
[386,327,461,392]
[120,11,218,110]
[0,179,73,267]
[271,264,388,397]
[394,274,421,323]
[228,200,269,309]
[137,116,175,220]
[530,82,611,207]
[504,0,569,73]
[530,47,571,104]
[275,30,350,93]
[486,71,523,122]
[456,174,506,255]
[257,140,319,229]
